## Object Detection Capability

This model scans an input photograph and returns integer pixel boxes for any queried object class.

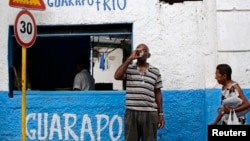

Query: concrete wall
[0,0,210,91]
[216,0,250,87]
[0,90,249,141]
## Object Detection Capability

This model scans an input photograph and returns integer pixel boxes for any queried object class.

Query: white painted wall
[1,0,250,91]
[93,47,123,90]
[216,0,250,87]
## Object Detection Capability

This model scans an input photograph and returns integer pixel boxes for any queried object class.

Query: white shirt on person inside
[73,69,95,90]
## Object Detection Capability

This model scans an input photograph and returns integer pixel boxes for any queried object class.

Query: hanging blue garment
[99,53,105,70]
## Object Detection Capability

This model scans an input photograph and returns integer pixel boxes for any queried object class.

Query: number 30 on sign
[14,10,37,48]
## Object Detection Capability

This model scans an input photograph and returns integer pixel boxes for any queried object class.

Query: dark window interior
[8,24,132,94]
[16,36,91,90]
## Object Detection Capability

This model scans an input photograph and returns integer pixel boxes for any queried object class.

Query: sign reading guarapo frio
[47,0,127,11]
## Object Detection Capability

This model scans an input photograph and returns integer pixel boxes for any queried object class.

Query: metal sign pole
[21,47,27,141]
[10,1,44,139]
[14,9,37,140]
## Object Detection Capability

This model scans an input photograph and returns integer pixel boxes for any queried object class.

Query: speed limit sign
[14,10,37,48]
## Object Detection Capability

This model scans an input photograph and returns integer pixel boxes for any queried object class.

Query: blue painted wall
[0,89,249,141]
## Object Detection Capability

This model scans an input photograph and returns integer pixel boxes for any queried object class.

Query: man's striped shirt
[125,63,163,111]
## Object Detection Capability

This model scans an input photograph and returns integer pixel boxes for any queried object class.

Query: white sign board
[14,10,37,48]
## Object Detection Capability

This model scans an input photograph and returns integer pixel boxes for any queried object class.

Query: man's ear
[147,53,151,58]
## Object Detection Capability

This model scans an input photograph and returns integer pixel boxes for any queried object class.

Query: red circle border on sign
[14,10,37,48]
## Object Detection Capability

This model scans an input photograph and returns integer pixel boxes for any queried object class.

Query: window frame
[8,24,132,96]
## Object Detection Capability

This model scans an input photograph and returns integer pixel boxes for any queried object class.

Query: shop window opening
[8,24,132,95]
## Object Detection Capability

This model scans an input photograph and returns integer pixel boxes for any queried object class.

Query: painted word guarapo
[26,113,123,141]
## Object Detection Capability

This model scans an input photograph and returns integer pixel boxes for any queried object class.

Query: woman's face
[215,69,226,84]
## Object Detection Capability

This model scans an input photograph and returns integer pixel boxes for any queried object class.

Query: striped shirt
[125,63,163,111]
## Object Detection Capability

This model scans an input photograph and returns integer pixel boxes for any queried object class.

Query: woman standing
[211,64,250,125]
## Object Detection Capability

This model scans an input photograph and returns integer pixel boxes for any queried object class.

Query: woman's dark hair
[216,64,232,80]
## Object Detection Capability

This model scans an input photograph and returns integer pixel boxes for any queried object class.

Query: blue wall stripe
[0,89,249,141]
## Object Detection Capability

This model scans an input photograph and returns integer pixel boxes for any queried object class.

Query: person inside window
[73,55,95,91]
